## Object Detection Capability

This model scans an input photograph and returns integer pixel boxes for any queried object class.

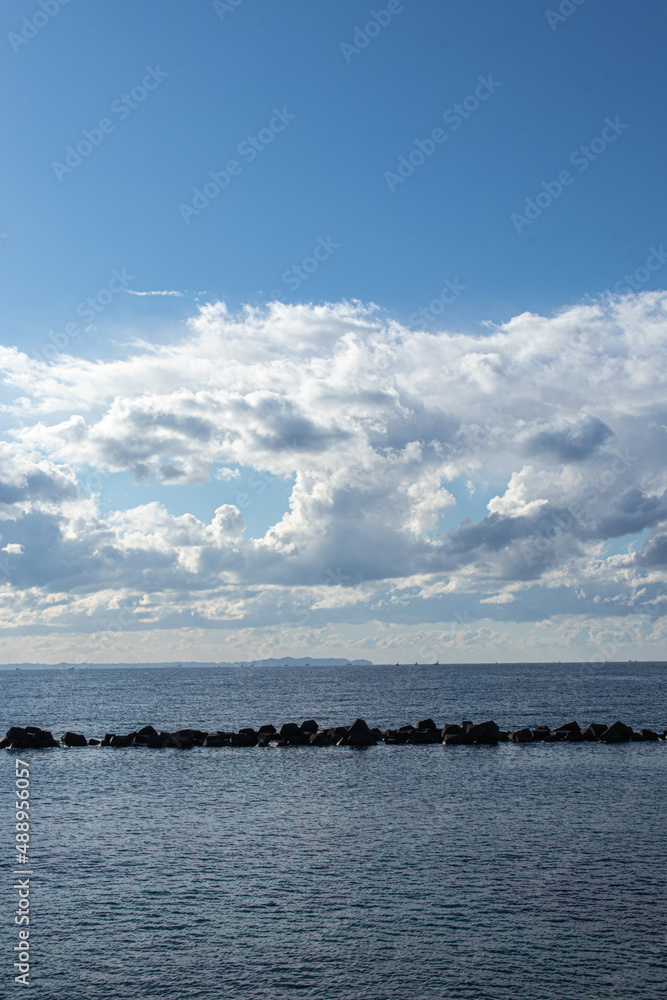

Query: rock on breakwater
[1,718,665,750]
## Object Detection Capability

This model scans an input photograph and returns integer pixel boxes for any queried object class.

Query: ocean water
[2,661,666,1000]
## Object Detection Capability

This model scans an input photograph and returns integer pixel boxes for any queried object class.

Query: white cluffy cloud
[0,293,666,659]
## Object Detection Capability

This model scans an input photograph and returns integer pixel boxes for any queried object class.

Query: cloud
[0,444,78,512]
[636,532,667,567]
[525,415,613,462]
[480,592,516,604]
[0,292,665,647]
[125,289,185,297]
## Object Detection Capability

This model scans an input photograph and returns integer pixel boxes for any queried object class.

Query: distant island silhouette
[1,658,374,669]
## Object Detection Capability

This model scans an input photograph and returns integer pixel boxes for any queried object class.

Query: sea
[1,660,666,1000]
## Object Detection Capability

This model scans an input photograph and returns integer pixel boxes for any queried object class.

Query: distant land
[0,657,374,670]
[2,659,664,671]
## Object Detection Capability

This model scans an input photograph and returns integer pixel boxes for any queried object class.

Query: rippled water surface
[2,662,666,999]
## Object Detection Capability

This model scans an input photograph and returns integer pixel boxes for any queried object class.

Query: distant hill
[243,657,373,667]
[1,658,374,669]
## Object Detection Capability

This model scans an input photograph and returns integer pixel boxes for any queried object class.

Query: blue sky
[1,0,666,663]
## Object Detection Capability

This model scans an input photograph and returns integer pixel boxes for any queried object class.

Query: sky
[0,0,666,664]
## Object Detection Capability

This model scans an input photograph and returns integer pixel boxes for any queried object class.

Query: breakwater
[2,717,666,749]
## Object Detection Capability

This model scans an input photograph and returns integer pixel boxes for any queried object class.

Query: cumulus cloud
[525,415,613,462]
[0,292,666,646]
[0,444,78,513]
